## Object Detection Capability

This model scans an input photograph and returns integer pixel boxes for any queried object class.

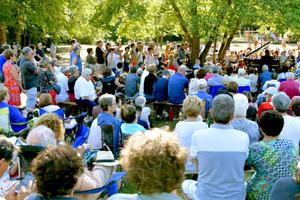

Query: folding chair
[39,108,65,119]
[72,125,90,148]
[238,86,251,93]
[101,125,117,156]
[64,112,87,142]
[209,85,225,98]
[74,172,126,198]
[0,107,11,133]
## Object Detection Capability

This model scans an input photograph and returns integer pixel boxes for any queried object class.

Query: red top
[279,79,300,99]
[258,100,273,117]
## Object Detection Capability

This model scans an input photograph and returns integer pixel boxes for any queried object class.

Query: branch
[169,0,192,41]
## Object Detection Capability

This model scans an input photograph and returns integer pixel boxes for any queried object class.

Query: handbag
[51,83,61,94]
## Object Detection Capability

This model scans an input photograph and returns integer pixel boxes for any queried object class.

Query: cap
[94,151,119,166]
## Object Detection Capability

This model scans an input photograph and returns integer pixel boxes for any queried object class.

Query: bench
[153,102,182,121]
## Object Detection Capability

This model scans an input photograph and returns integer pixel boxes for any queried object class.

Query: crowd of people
[0,39,300,200]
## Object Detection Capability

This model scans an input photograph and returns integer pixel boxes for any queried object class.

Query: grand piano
[244,41,279,73]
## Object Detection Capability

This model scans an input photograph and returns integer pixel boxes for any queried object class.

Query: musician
[260,49,274,72]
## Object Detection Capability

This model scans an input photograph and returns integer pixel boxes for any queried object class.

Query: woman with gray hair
[231,94,260,143]
[272,92,300,145]
[38,57,58,104]
[74,68,96,118]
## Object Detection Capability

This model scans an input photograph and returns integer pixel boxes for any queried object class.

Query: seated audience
[124,67,139,99]
[168,65,188,104]
[207,65,223,88]
[34,113,65,142]
[174,96,208,173]
[246,110,298,200]
[236,68,250,87]
[153,70,169,101]
[279,72,300,99]
[143,64,157,101]
[272,92,300,145]
[135,96,151,128]
[262,72,280,91]
[257,87,278,117]
[26,125,57,146]
[0,87,27,132]
[38,93,64,119]
[0,136,14,179]
[248,67,258,94]
[292,99,300,120]
[270,163,300,200]
[55,66,70,103]
[182,94,249,200]
[25,145,84,200]
[231,94,260,143]
[108,130,187,200]
[194,78,212,115]
[277,65,288,82]
[68,65,79,102]
[74,68,97,118]
[258,65,272,91]
[120,104,146,138]
[101,68,116,95]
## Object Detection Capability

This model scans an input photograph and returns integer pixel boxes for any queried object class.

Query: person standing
[3,49,24,106]
[95,40,105,73]
[20,47,39,111]
[70,46,82,74]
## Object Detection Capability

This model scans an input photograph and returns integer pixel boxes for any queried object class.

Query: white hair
[26,125,57,147]
[238,68,246,76]
[286,72,295,79]
[233,94,249,118]
[81,68,92,78]
[135,96,146,107]
[262,65,269,72]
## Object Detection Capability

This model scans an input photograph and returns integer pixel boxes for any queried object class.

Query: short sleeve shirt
[20,58,38,90]
[168,73,188,104]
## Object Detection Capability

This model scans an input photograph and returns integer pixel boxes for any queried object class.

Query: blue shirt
[207,74,223,86]
[191,124,249,200]
[121,123,146,135]
[0,55,6,81]
[194,91,213,113]
[97,112,121,153]
[125,73,140,97]
[70,51,82,73]
[259,72,272,89]
[0,102,27,132]
[168,73,188,104]
[153,77,168,101]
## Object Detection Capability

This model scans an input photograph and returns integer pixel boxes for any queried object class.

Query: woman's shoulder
[107,193,138,200]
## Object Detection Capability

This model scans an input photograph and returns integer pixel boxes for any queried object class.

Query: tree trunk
[190,36,200,66]
[200,40,213,66]
[0,25,7,45]
[212,38,217,64]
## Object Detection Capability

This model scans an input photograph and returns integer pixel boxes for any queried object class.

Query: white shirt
[74,76,96,100]
[188,78,199,95]
[56,72,69,103]
[107,53,120,68]
[279,115,300,146]
[237,77,251,87]
[139,70,149,96]
[87,118,102,149]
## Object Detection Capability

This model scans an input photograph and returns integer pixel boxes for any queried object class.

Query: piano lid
[245,41,271,58]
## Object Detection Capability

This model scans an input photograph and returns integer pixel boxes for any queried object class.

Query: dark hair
[29,44,36,50]
[117,62,123,69]
[282,66,288,73]
[96,40,102,45]
[292,99,300,116]
[102,68,112,77]
[130,67,137,74]
[70,39,77,45]
[196,69,206,79]
[0,136,14,161]
[121,105,137,123]
[248,67,256,74]
[31,145,83,199]
[246,106,257,122]
[226,66,234,76]
[3,49,14,60]
[265,49,270,55]
[125,46,130,50]
[259,110,284,137]
[87,48,93,54]
[227,81,238,93]
[148,47,153,52]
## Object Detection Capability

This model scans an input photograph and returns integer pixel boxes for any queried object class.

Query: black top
[144,73,157,95]
[95,47,105,64]
[68,76,77,93]
[260,55,274,69]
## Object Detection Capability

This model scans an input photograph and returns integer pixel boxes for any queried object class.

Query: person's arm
[11,65,25,92]
[72,57,77,65]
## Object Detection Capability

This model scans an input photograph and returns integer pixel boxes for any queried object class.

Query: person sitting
[207,65,223,88]
[277,65,288,82]
[258,65,272,91]
[174,96,208,173]
[153,70,170,118]
[270,162,300,200]
[120,104,146,139]
[231,94,260,143]
[246,110,298,200]
[101,68,116,95]
[68,65,79,102]
[55,66,70,103]
[124,67,140,99]
[38,93,64,119]
[25,145,84,200]
[279,72,300,99]
[143,64,157,102]
[194,78,212,115]
[257,86,278,117]
[107,130,187,200]
[236,68,251,87]
[26,125,57,146]
[34,113,65,143]
[0,136,14,179]
[74,68,97,118]
[168,65,189,104]
[97,94,121,154]
[292,99,300,120]
[0,87,27,132]
[135,96,151,128]
[272,92,300,145]
[182,94,249,200]
[262,72,280,91]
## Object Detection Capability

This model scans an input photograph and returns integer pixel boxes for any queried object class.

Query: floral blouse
[246,139,298,200]
[38,69,57,93]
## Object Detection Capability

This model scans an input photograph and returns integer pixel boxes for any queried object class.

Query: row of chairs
[209,85,251,97]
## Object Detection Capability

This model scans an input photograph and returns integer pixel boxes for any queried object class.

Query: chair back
[101,125,115,155]
[209,85,224,98]
[279,78,286,82]
[238,86,251,93]
[39,108,65,119]
[72,125,90,148]
[0,107,11,132]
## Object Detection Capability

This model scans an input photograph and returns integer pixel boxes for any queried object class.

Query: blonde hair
[182,96,203,118]
[121,130,187,194]
[38,93,53,107]
[34,113,65,141]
